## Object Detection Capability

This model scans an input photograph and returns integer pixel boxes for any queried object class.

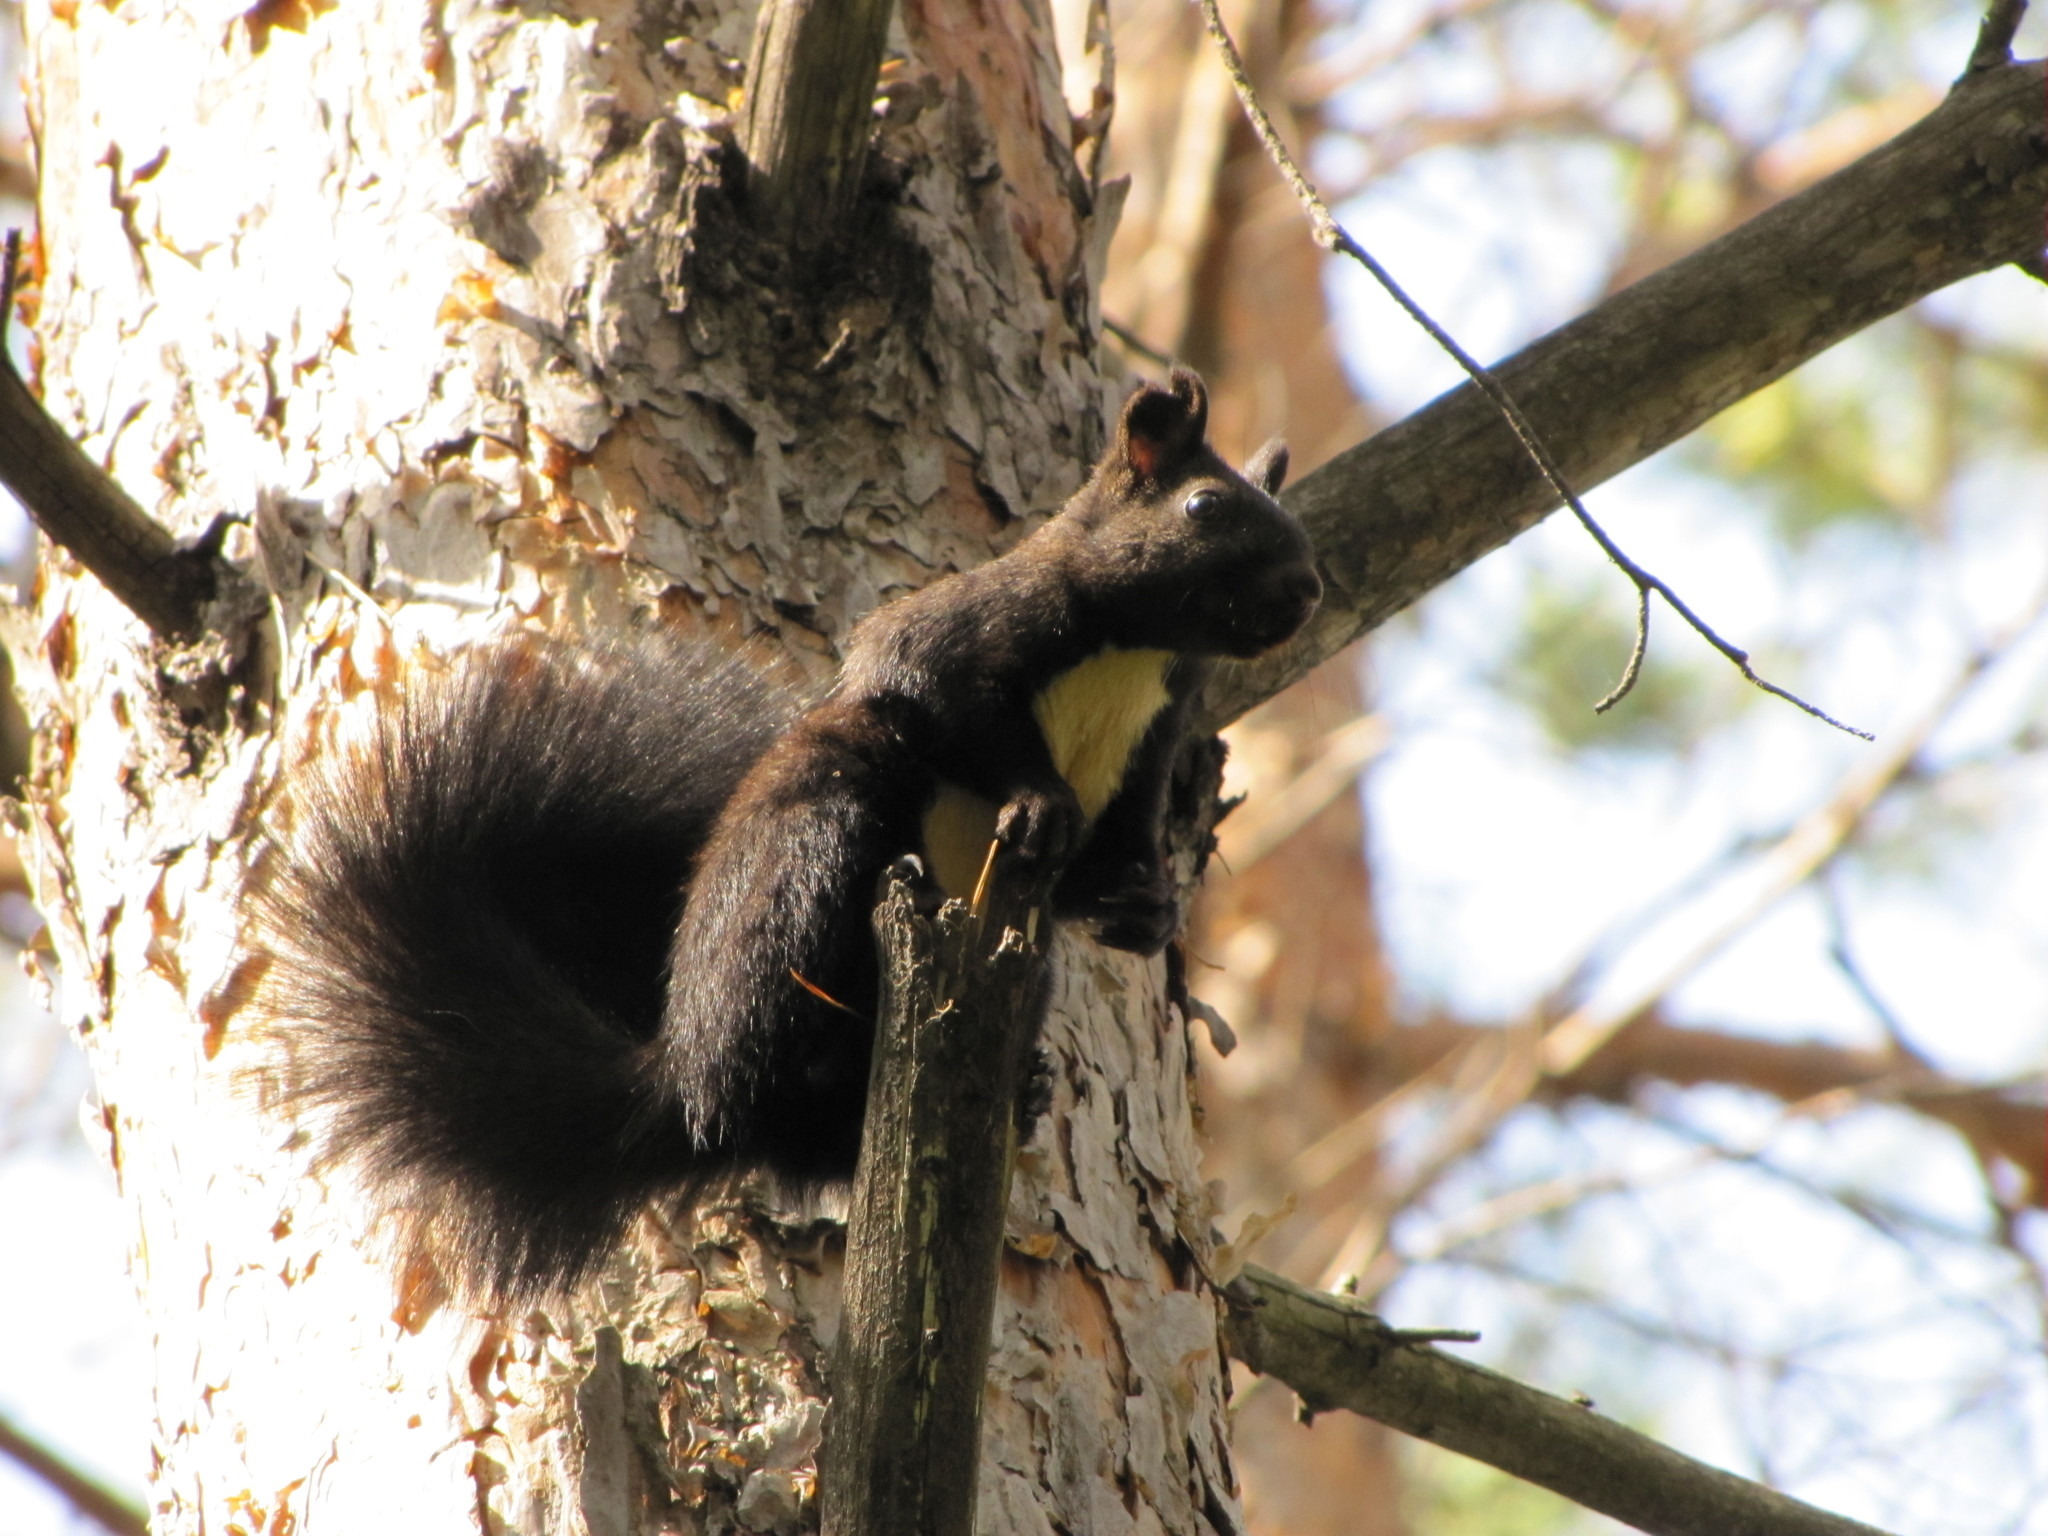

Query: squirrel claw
[882,854,948,915]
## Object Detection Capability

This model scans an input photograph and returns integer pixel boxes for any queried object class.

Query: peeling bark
[20,1,1238,1530]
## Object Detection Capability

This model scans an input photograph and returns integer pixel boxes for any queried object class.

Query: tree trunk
[17,1,1240,1530]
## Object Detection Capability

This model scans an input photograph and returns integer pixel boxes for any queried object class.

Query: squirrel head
[1063,367,1322,659]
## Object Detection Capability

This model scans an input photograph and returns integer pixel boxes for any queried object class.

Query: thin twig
[1603,585,1651,711]
[1193,0,1872,740]
[1819,873,1930,1067]
[1102,315,1175,367]
[1392,1326,1482,1343]
[1965,0,2029,75]
[0,228,22,357]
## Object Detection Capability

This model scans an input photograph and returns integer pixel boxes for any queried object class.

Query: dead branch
[0,356,252,641]
[739,0,895,251]
[1369,1012,2045,1208]
[1966,0,2029,74]
[820,858,1056,1536]
[1221,1264,1900,1536]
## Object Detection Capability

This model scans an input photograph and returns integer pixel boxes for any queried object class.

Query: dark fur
[263,369,1319,1303]
[261,638,794,1295]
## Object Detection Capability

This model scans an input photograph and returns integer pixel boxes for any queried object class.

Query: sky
[1308,2,2048,1524]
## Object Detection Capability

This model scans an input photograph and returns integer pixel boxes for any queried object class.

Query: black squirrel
[260,369,1320,1304]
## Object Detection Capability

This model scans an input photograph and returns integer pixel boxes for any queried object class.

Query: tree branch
[1368,1012,2046,1208]
[1195,0,1867,736]
[820,857,1056,1536]
[739,0,896,252]
[0,1409,147,1536]
[1199,59,2048,729]
[1222,1264,1900,1536]
[0,359,246,640]
[1966,0,2029,74]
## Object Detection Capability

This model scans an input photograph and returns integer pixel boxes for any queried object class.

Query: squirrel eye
[1182,488,1225,520]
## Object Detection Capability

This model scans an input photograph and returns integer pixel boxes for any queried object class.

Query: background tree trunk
[16,1,1242,1529]
[1091,2,1411,1528]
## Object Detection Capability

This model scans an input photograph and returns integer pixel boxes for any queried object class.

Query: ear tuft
[1117,367,1211,482]
[1165,367,1209,438]
[1244,438,1290,496]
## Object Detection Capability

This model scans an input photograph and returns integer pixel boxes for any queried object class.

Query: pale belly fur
[920,648,1173,899]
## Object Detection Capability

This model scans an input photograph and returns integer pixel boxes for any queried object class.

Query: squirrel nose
[1280,565,1322,613]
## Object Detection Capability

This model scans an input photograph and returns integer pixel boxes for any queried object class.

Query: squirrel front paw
[996,785,1084,868]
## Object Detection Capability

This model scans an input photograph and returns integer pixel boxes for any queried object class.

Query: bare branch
[1594,585,1651,713]
[821,859,1056,1536]
[1286,595,2048,1283]
[1965,0,2029,75]
[0,358,244,640]
[1212,713,1389,871]
[0,228,20,356]
[739,0,895,251]
[1541,584,2048,1075]
[1102,315,1175,367]
[1192,0,1870,737]
[1222,1264,1901,1536]
[0,1409,147,1536]
[1197,59,2048,729]
[1820,875,1930,1067]
[1364,1013,2046,1209]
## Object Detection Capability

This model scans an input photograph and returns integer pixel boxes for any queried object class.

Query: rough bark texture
[19,1,1241,1531]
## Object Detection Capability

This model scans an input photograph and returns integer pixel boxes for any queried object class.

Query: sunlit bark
[17,2,1239,1529]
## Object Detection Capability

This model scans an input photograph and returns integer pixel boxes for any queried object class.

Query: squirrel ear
[1118,367,1211,481]
[1244,438,1290,496]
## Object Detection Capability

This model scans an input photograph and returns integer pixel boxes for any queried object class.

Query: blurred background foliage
[1,0,2044,1531]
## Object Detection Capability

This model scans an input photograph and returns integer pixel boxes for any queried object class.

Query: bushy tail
[256,631,793,1303]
